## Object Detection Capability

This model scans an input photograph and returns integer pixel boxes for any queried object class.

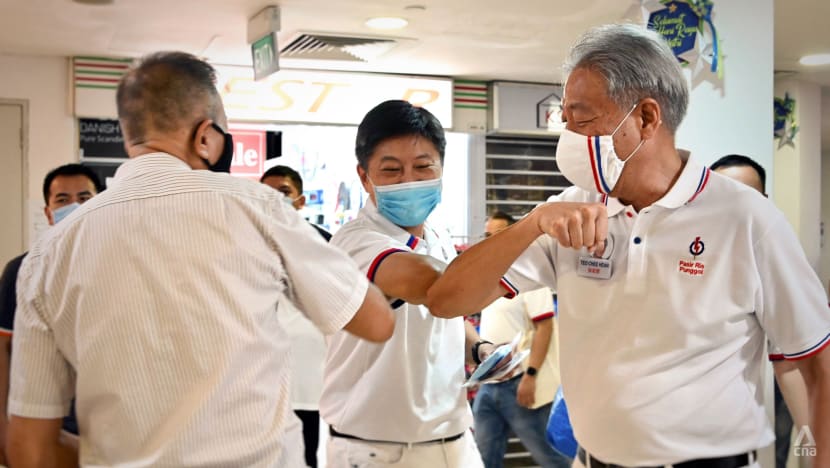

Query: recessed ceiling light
[799,54,830,66]
[365,17,408,30]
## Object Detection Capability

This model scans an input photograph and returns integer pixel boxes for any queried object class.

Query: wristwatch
[526,366,538,377]
[472,340,493,365]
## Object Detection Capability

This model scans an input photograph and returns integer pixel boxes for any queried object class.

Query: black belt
[329,426,465,446]
[577,447,757,468]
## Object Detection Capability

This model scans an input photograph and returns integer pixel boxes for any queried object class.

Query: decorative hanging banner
[638,0,723,85]
[774,93,799,149]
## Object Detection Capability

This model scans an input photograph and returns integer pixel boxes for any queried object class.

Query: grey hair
[563,23,689,133]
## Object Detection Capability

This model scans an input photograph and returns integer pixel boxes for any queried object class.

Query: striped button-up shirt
[11,153,368,467]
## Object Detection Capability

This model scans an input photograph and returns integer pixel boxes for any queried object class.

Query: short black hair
[116,51,221,143]
[260,165,303,193]
[42,164,104,204]
[488,211,516,226]
[355,100,446,169]
[710,154,766,192]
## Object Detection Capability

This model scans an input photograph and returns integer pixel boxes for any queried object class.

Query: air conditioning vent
[280,33,398,62]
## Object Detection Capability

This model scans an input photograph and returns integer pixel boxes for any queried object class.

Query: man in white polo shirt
[320,100,488,468]
[428,24,830,468]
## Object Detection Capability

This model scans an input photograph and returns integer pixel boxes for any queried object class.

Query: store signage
[215,67,453,127]
[78,118,128,158]
[490,82,564,136]
[536,91,565,132]
[229,129,266,177]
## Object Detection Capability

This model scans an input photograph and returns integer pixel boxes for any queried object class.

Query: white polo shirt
[479,288,560,409]
[11,153,368,467]
[279,300,327,411]
[320,201,472,443]
[504,152,830,466]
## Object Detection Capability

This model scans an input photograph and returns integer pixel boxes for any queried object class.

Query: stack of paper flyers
[464,332,529,387]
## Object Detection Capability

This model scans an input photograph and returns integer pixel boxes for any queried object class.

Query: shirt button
[633,237,642,244]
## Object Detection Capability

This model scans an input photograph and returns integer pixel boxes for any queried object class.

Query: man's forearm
[773,359,809,429]
[428,214,542,317]
[527,319,553,370]
[796,347,830,466]
[8,416,78,468]
[465,320,483,365]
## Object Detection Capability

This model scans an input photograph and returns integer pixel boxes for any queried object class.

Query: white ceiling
[0,0,828,144]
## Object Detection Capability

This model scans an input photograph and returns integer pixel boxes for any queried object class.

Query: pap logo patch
[689,236,705,258]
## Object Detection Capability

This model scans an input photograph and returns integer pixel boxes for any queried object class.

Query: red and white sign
[229,129,266,178]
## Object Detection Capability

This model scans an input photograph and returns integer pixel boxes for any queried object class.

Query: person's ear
[189,120,214,166]
[43,206,55,226]
[358,164,370,190]
[357,164,376,204]
[293,194,306,210]
[637,98,662,140]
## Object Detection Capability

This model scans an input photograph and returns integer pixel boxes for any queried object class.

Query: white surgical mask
[555,104,644,194]
[52,202,80,224]
[282,195,299,206]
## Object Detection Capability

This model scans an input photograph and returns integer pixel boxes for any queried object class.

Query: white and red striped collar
[602,193,627,217]
[653,151,711,209]
[363,199,424,251]
[596,151,708,215]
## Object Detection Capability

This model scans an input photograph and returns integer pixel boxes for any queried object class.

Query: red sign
[229,129,266,177]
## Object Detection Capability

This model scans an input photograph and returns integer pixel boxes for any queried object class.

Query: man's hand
[476,341,497,363]
[517,374,536,408]
[531,202,608,254]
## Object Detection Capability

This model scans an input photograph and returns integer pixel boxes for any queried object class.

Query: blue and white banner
[636,0,723,86]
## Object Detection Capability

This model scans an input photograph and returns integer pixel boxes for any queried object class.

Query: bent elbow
[367,312,396,343]
[425,290,456,319]
[378,313,396,342]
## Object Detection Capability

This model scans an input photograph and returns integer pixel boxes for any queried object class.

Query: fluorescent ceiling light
[799,54,830,66]
[365,17,408,30]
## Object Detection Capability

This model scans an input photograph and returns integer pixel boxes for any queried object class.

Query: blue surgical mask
[52,202,80,224]
[373,178,442,227]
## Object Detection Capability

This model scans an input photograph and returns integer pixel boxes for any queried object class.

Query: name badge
[577,256,612,279]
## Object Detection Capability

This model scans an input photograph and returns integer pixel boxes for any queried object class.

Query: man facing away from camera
[7,51,393,467]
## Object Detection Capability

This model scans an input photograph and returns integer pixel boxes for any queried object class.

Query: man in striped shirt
[7,51,393,467]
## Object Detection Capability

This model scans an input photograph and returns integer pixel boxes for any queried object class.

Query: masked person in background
[428,24,830,468]
[321,100,511,468]
[0,163,103,464]
[261,164,330,468]
[710,154,810,468]
[6,51,394,467]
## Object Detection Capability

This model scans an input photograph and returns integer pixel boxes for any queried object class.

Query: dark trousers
[295,410,320,468]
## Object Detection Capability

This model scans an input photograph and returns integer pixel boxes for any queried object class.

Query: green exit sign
[252,33,279,81]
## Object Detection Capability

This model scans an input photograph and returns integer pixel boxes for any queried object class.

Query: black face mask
[202,123,234,173]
